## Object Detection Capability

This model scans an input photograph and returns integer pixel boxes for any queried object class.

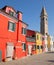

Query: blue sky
[0,0,54,35]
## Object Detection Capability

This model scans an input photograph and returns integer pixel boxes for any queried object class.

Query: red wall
[26,30,36,55]
[0,13,18,60]
[0,6,27,61]
[27,29,35,36]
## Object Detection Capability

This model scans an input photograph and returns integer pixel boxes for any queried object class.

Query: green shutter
[12,23,15,31]
[22,28,26,35]
[24,44,26,50]
[8,21,15,31]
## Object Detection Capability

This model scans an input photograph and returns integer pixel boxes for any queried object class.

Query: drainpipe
[14,11,22,59]
[17,11,23,41]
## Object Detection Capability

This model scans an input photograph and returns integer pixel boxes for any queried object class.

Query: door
[6,43,14,61]
[28,45,32,55]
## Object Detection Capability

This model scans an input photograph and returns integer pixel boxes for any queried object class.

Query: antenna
[42,0,46,8]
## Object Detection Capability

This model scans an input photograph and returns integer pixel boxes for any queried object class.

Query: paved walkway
[0,52,54,65]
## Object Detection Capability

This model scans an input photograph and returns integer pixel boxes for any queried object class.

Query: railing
[26,36,36,42]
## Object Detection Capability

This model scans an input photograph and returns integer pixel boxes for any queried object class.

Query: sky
[0,0,54,35]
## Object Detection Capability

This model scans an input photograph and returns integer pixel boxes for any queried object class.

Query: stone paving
[0,52,54,65]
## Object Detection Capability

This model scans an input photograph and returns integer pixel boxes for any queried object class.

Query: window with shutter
[22,27,27,35]
[37,35,39,40]
[22,43,26,51]
[9,10,14,16]
[37,45,39,49]
[32,45,36,50]
[8,21,15,31]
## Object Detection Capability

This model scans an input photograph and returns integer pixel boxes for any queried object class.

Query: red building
[0,6,28,61]
[26,29,36,56]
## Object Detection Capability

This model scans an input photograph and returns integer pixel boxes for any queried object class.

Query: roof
[0,9,18,21]
[2,5,16,13]
[27,29,35,32]
[40,7,48,17]
[19,20,28,26]
[0,6,28,26]
[17,11,23,14]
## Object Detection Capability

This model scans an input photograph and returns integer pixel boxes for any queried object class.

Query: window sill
[8,30,15,32]
[22,50,26,52]
[22,34,26,36]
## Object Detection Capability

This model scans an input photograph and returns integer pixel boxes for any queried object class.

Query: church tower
[40,7,48,35]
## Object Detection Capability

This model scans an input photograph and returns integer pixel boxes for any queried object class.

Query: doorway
[28,45,32,56]
[6,42,14,61]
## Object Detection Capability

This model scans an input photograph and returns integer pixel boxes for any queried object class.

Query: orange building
[0,6,28,61]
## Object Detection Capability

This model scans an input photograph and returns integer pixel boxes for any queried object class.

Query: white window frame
[8,21,15,32]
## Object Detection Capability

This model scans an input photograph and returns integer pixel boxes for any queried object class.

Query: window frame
[9,10,14,16]
[22,43,26,51]
[37,35,39,40]
[40,45,43,49]
[37,45,39,49]
[22,27,27,35]
[32,45,36,50]
[8,21,15,32]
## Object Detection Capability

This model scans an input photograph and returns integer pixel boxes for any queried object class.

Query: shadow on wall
[48,60,54,62]
[46,52,54,54]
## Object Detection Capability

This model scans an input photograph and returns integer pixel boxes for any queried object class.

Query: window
[32,35,35,37]
[22,27,27,35]
[46,18,47,20]
[42,37,44,41]
[22,43,26,51]
[53,42,54,48]
[9,10,14,16]
[8,21,15,31]
[37,35,39,40]
[41,17,44,21]
[40,45,43,49]
[37,45,39,49]
[32,45,36,50]
[40,36,42,40]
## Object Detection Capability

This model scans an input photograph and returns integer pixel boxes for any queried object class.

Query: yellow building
[47,35,50,51]
[36,32,43,54]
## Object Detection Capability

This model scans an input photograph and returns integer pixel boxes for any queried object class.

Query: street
[0,52,54,65]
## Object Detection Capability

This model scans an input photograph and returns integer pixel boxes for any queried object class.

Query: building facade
[26,29,36,56]
[0,5,51,62]
[40,7,48,35]
[40,7,48,52]
[50,36,54,51]
[35,32,43,54]
[0,6,27,61]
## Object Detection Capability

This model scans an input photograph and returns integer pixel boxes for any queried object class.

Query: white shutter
[6,43,14,58]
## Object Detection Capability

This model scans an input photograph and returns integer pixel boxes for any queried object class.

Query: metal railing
[26,36,36,42]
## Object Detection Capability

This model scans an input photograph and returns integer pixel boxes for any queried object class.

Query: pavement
[0,52,54,65]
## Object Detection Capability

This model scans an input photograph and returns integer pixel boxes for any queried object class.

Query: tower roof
[40,7,48,17]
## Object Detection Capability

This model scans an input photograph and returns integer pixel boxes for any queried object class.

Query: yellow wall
[36,32,42,54]
[47,35,50,51]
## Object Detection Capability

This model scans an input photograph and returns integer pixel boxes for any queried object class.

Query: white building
[50,36,54,51]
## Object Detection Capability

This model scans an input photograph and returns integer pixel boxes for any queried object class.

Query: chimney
[17,11,23,21]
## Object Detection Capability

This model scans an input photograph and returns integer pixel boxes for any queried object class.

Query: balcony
[26,36,36,42]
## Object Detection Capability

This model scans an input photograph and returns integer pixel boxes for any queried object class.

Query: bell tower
[40,7,48,35]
